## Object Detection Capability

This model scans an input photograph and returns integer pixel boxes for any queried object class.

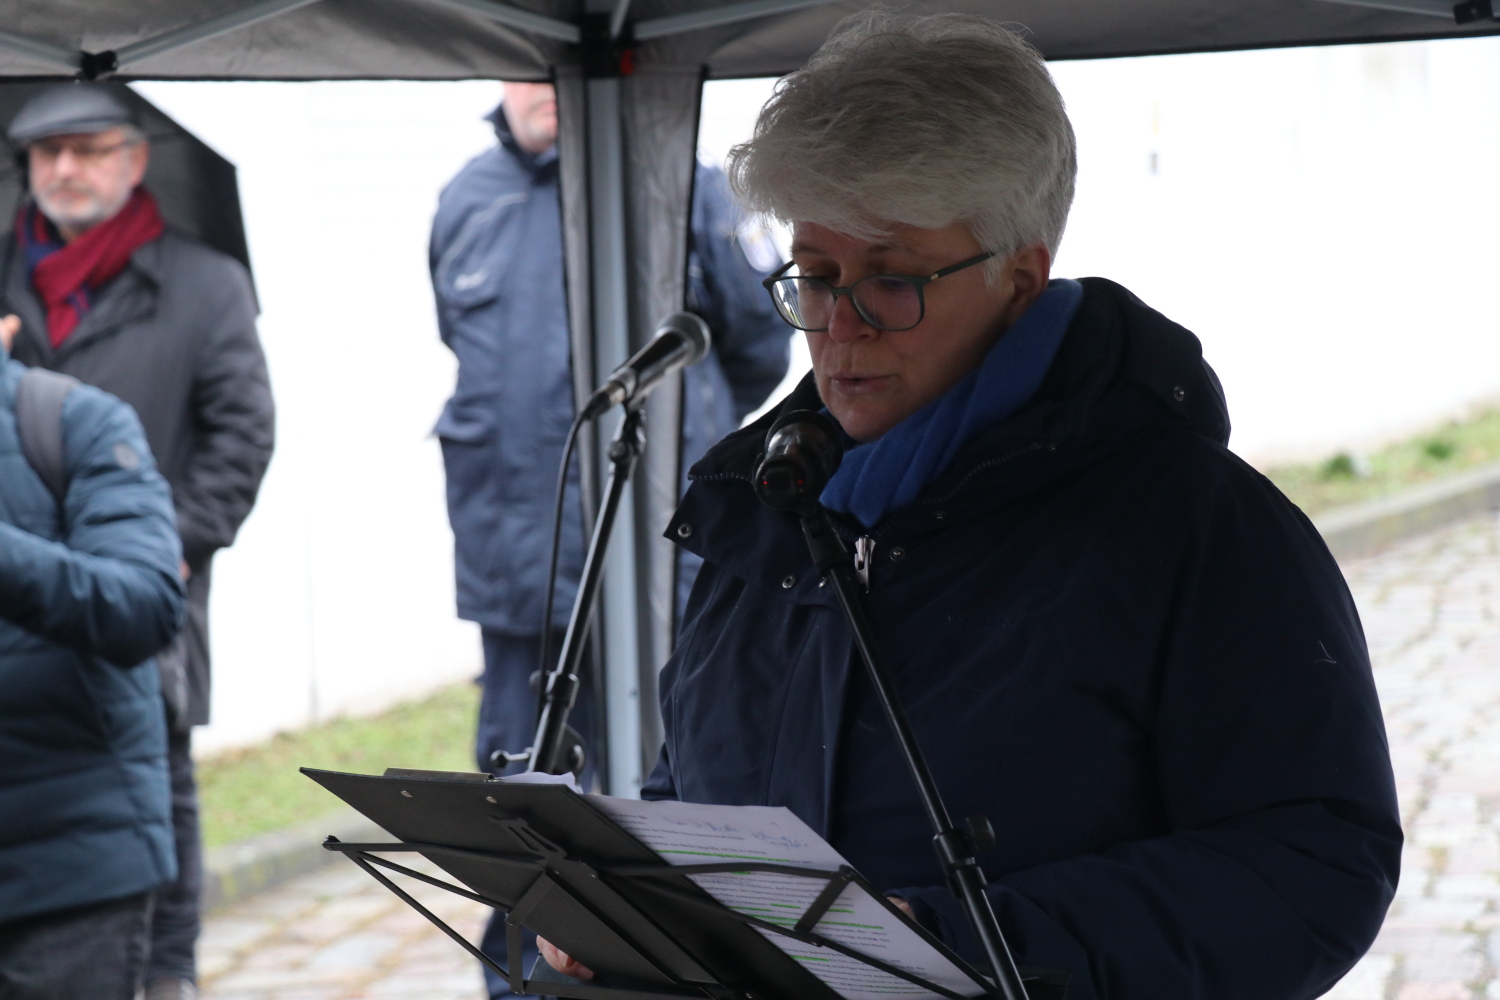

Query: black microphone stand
[527,402,646,776]
[755,411,1030,1000]
[799,511,1028,1000]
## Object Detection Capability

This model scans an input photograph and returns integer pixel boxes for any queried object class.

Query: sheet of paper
[589,796,988,1000]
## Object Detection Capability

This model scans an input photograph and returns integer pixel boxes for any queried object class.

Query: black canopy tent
[2,0,1494,795]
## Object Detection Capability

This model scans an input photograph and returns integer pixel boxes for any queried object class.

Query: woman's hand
[537,936,594,981]
[888,896,914,918]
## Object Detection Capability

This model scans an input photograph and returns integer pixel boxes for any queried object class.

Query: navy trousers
[476,630,597,1000]
[0,891,154,1000]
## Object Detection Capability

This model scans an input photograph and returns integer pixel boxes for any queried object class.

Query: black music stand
[302,767,1067,1000]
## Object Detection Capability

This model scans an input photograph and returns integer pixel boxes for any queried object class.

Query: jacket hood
[671,278,1231,595]
[487,102,557,174]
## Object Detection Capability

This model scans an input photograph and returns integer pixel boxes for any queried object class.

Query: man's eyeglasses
[29,138,141,166]
[762,251,995,333]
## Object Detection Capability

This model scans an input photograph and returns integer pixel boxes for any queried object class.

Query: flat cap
[7,82,139,146]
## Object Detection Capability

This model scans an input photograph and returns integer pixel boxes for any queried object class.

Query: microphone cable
[535,409,587,722]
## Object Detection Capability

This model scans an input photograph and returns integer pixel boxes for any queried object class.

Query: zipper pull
[853,535,874,592]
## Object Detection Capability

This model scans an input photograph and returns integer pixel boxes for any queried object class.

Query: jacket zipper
[853,535,874,591]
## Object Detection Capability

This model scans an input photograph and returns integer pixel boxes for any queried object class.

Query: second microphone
[580,312,712,420]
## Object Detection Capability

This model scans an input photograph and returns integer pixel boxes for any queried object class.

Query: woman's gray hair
[726,10,1077,260]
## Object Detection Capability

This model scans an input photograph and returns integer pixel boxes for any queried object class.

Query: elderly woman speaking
[547,11,1400,998]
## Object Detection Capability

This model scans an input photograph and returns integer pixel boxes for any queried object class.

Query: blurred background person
[428,79,790,999]
[0,314,185,1000]
[0,83,275,1000]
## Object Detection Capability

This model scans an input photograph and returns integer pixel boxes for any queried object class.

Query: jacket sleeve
[689,165,792,420]
[175,263,275,568]
[0,385,185,666]
[430,197,456,349]
[429,170,472,351]
[898,478,1401,1000]
[641,745,679,801]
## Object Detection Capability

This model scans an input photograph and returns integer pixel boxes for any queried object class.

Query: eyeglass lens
[30,140,131,164]
[771,275,923,332]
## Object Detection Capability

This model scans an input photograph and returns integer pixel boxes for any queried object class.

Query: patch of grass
[1263,406,1500,516]
[1320,452,1360,480]
[198,681,479,849]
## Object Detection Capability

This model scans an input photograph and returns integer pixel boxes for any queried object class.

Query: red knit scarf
[19,187,164,348]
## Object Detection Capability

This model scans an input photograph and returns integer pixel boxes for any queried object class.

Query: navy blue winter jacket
[647,278,1401,998]
[0,351,184,920]
[429,110,790,635]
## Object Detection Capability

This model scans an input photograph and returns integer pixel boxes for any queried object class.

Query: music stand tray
[301,767,1066,1000]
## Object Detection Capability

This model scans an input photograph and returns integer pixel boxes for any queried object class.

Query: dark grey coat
[0,225,274,726]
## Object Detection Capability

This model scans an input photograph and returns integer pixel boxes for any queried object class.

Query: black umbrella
[0,82,251,283]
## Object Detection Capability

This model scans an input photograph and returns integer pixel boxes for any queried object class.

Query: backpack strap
[15,367,79,507]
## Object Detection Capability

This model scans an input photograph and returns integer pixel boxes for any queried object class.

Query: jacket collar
[489,104,559,176]
[669,277,1231,594]
[1,228,164,364]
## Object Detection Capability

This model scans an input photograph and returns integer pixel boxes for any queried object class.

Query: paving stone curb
[1313,459,1500,561]
[203,807,389,912]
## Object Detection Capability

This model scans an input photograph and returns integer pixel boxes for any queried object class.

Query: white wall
[702,36,1500,465]
[133,81,504,754]
[131,35,1500,751]
[1050,37,1500,464]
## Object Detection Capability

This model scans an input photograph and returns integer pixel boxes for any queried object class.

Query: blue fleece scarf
[820,278,1083,528]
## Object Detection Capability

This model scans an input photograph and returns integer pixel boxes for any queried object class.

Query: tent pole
[634,0,842,41]
[103,0,579,76]
[0,31,76,72]
[110,0,326,69]
[586,71,644,798]
[558,39,702,796]
[1312,0,1457,16]
[423,0,583,43]
[617,66,704,790]
[608,0,635,40]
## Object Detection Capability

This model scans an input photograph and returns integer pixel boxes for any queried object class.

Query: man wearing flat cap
[0,82,274,1000]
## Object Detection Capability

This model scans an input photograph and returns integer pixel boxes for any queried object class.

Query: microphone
[580,312,711,420]
[754,410,845,514]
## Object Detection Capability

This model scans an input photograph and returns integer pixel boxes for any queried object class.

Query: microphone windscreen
[659,311,711,365]
[754,410,844,513]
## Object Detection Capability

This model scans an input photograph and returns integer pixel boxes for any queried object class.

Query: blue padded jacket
[0,350,184,921]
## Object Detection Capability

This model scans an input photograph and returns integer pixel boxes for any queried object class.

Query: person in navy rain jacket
[428,81,790,998]
[0,315,185,1000]
[539,13,1401,999]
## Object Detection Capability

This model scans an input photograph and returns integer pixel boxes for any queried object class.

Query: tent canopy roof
[2,0,1497,83]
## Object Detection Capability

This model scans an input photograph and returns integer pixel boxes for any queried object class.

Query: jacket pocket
[434,395,499,445]
[434,193,527,311]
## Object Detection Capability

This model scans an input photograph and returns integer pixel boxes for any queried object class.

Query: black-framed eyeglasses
[28,137,141,165]
[762,251,995,333]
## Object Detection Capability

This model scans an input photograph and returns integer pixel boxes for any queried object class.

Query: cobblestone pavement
[1329,513,1500,1000]
[198,514,1500,1000]
[197,857,490,1000]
